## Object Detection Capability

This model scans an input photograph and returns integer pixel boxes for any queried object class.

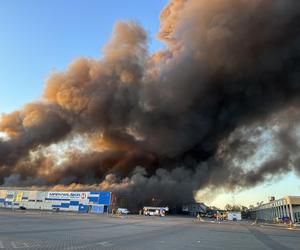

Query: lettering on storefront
[47,192,88,200]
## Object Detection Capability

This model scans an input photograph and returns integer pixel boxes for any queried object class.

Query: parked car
[117,208,130,215]
[143,207,168,216]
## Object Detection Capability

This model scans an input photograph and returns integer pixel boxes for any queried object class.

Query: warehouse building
[182,203,206,216]
[0,189,114,214]
[250,196,300,223]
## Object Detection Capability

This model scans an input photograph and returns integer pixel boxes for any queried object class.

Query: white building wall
[252,197,300,223]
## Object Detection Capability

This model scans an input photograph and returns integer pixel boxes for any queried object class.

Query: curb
[253,223,300,231]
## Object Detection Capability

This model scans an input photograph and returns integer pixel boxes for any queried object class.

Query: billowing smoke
[1,0,300,206]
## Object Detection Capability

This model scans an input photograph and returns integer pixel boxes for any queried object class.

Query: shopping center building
[0,189,115,214]
[250,196,300,223]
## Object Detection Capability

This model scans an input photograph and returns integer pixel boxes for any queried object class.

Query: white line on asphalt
[11,242,29,248]
[96,241,114,247]
[0,241,4,248]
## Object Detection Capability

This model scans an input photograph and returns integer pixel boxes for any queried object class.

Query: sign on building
[47,192,89,200]
[14,192,23,202]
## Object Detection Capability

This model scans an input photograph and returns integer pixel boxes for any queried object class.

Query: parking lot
[0,209,299,249]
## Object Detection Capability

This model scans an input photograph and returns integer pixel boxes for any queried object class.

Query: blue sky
[0,0,167,113]
[0,0,298,208]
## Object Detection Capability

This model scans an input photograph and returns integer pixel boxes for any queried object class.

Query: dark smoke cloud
[1,0,300,206]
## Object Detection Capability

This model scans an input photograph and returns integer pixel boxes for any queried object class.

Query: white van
[143,206,168,216]
[117,208,130,214]
[227,212,242,221]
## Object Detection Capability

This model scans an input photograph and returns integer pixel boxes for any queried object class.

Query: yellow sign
[14,192,23,202]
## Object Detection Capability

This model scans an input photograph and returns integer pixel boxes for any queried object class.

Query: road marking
[96,241,114,247]
[197,240,201,243]
[0,241,4,248]
[11,242,29,248]
[159,240,165,243]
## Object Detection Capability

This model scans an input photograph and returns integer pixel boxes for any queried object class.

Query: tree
[225,204,233,211]
[225,204,241,211]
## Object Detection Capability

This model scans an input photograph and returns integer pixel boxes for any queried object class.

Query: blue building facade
[0,190,113,214]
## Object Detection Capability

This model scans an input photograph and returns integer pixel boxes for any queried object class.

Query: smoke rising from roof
[1,0,300,206]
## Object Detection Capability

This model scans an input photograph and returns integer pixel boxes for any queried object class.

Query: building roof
[285,196,300,205]
[252,196,300,211]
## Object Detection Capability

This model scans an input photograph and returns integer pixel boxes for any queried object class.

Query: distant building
[182,203,206,216]
[0,189,114,214]
[250,196,300,223]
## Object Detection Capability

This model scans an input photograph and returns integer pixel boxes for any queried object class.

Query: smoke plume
[1,0,300,206]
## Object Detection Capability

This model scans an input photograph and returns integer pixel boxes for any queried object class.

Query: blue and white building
[0,189,113,214]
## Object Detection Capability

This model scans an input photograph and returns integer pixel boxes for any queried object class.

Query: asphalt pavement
[0,209,299,249]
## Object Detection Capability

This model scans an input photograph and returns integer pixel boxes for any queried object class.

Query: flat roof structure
[250,196,300,223]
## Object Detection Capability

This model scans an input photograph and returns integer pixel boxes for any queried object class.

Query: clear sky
[0,0,299,208]
[0,0,167,113]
